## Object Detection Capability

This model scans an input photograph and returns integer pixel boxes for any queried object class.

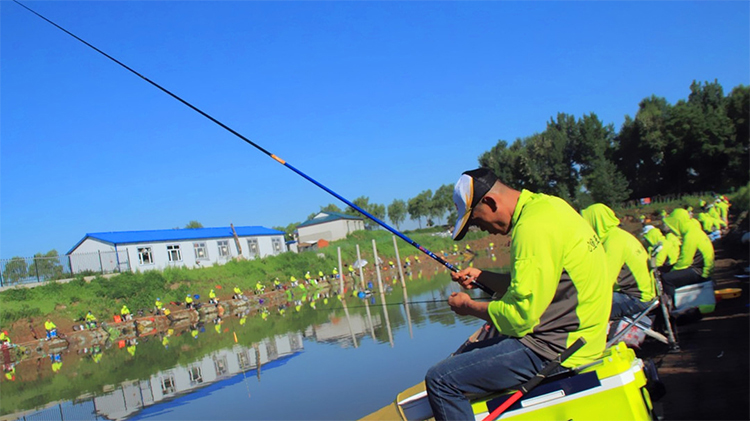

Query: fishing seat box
[674,280,715,314]
[383,342,655,421]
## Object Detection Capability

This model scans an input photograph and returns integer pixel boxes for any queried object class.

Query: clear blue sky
[2,1,748,260]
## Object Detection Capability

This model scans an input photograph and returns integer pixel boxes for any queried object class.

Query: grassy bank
[0,228,488,329]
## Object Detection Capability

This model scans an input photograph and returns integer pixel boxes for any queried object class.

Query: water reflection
[3,254,502,421]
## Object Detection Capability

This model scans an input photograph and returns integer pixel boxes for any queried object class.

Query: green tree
[430,184,454,226]
[387,199,407,230]
[273,222,300,241]
[408,190,432,229]
[614,95,671,198]
[307,203,344,220]
[31,250,64,281]
[660,80,733,193]
[345,196,385,230]
[3,257,28,284]
[184,221,203,229]
[576,113,631,205]
[723,85,750,189]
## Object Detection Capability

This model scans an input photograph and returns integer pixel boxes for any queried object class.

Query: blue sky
[2,1,748,260]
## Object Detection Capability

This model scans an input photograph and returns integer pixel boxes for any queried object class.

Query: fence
[0,251,130,288]
[620,191,716,209]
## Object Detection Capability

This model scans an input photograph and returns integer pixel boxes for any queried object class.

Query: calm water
[2,265,498,421]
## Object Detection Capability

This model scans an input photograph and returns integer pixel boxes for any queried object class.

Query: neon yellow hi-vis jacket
[695,212,721,233]
[581,204,655,303]
[45,320,56,331]
[715,200,729,223]
[643,227,680,268]
[664,208,715,279]
[484,190,611,368]
[706,205,727,228]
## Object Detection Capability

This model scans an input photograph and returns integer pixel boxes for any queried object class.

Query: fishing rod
[13,0,493,295]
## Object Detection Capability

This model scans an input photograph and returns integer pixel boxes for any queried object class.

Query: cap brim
[452,174,476,241]
[453,209,471,241]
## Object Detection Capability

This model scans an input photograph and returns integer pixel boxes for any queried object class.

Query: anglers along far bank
[0,228,490,344]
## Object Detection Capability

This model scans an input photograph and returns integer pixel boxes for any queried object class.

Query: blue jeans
[425,335,553,421]
[610,291,650,320]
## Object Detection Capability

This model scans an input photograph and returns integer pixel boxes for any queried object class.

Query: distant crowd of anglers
[0,195,731,384]
[0,248,483,381]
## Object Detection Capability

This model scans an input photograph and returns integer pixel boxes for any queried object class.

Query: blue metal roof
[297,211,363,228]
[67,226,284,254]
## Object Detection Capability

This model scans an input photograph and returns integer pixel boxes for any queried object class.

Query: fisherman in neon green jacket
[642,225,680,270]
[581,204,655,320]
[695,209,721,233]
[424,168,610,421]
[715,196,729,225]
[662,208,715,290]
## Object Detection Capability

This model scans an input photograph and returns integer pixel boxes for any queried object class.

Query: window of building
[217,240,230,258]
[237,351,250,369]
[247,239,259,258]
[160,375,176,395]
[194,242,208,260]
[167,244,182,262]
[272,238,282,254]
[214,356,228,376]
[138,247,153,265]
[188,365,203,385]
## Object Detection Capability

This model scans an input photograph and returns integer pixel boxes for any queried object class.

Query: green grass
[0,228,488,327]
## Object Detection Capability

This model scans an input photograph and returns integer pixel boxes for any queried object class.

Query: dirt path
[651,234,750,420]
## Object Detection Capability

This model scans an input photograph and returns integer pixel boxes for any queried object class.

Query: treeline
[278,80,748,240]
[3,250,64,285]
[481,80,748,207]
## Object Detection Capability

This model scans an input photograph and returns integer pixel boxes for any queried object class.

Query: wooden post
[341,298,359,348]
[230,223,243,257]
[356,244,365,290]
[337,247,345,293]
[372,239,384,293]
[380,290,394,348]
[392,236,406,289]
[403,286,413,339]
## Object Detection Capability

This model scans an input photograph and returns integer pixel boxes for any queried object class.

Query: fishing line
[278,297,491,313]
[13,0,493,295]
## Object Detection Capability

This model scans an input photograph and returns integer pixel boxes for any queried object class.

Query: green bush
[0,287,32,302]
[0,306,41,324]
[730,183,750,215]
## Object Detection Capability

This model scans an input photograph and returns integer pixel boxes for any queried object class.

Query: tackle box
[374,342,656,421]
[674,280,716,314]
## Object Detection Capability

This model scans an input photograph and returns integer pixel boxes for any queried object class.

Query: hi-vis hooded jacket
[642,226,681,268]
[695,211,721,233]
[663,208,715,279]
[483,190,611,368]
[581,204,655,303]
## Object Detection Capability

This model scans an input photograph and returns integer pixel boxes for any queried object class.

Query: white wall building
[296,212,365,244]
[67,226,286,274]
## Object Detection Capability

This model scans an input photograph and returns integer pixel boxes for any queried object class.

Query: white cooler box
[674,280,715,314]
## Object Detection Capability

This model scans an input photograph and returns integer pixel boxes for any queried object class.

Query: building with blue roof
[295,212,365,247]
[68,225,286,273]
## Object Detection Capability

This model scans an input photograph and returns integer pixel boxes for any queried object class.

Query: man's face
[468,195,511,236]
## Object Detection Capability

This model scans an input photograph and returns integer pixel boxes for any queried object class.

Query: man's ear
[481,195,498,212]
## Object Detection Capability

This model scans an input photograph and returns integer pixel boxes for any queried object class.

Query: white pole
[372,239,384,293]
[337,247,345,293]
[356,244,365,290]
[392,236,406,289]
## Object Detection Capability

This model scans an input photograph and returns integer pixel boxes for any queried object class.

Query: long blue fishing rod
[14,0,492,295]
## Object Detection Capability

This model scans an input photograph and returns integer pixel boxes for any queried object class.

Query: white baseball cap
[452,168,498,241]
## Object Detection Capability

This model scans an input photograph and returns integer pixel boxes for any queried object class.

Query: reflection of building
[304,312,381,347]
[14,333,303,421]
